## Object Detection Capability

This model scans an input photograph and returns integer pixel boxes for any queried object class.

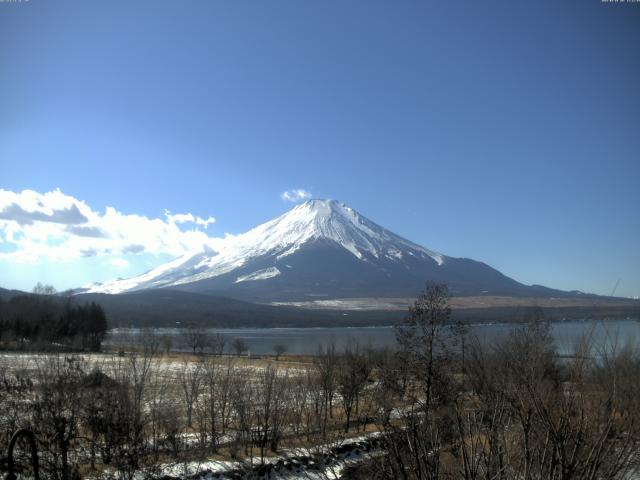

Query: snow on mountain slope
[89,199,445,294]
[235,267,281,283]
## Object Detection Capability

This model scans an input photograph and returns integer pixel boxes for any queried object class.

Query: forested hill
[78,289,639,328]
[0,287,25,301]
[76,290,403,328]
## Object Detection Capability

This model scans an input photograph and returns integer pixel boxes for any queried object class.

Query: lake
[105,318,640,356]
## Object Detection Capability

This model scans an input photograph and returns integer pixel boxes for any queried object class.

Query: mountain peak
[272,199,402,258]
[300,198,338,206]
[295,198,346,216]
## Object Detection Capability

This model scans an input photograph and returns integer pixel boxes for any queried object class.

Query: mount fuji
[86,199,567,302]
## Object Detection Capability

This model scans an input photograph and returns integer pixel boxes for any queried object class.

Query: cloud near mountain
[281,189,312,202]
[0,188,222,263]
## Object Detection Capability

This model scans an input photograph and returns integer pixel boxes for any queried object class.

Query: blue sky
[0,0,639,297]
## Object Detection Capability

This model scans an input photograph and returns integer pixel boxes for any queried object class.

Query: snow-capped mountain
[87,199,552,301]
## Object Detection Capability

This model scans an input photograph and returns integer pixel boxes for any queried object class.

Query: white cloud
[164,210,216,228]
[281,189,312,202]
[0,188,224,264]
[110,258,130,268]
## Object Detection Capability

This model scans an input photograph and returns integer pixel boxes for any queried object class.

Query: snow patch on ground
[270,297,412,311]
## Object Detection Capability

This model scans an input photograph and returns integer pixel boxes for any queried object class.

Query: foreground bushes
[369,285,640,479]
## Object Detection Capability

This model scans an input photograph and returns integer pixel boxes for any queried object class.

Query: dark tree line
[0,285,108,351]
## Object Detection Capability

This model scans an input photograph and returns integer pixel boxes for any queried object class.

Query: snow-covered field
[139,433,382,480]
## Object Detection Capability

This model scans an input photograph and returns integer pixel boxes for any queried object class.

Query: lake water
[105,319,640,356]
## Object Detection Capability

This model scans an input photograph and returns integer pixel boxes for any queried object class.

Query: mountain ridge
[84,199,589,301]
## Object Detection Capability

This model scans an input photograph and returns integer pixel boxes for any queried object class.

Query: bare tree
[183,323,208,355]
[217,358,236,434]
[395,283,462,413]
[32,355,86,480]
[459,320,640,480]
[315,341,338,438]
[145,361,170,461]
[376,283,464,480]
[198,355,228,451]
[229,368,253,459]
[161,334,173,354]
[253,366,290,463]
[179,359,203,428]
[337,341,372,433]
[32,282,57,295]
[208,333,226,356]
[273,344,287,360]
[232,337,249,357]
[105,338,158,480]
